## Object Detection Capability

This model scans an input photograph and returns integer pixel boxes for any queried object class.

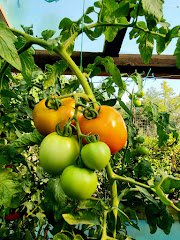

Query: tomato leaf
[0,169,24,208]
[11,130,44,149]
[0,21,22,71]
[118,99,132,116]
[141,0,163,22]
[19,49,35,85]
[94,56,126,92]
[63,211,100,225]
[41,29,56,40]
[138,32,154,64]
[134,159,154,180]
[174,37,180,69]
[44,60,68,89]
[136,186,158,206]
[84,15,93,24]
[78,199,102,211]
[53,232,72,240]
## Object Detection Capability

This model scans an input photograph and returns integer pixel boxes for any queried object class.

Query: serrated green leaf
[94,1,101,8]
[78,199,102,211]
[141,0,164,22]
[11,129,44,148]
[118,99,132,116]
[134,160,154,180]
[53,233,72,240]
[0,21,22,71]
[73,235,84,240]
[85,6,94,14]
[161,175,180,193]
[41,29,56,40]
[59,18,73,30]
[174,37,180,68]
[115,1,130,17]
[138,32,154,64]
[84,15,93,24]
[104,17,129,42]
[20,49,35,85]
[136,186,157,205]
[0,89,18,99]
[44,60,68,89]
[63,211,100,225]
[157,209,174,235]
[0,169,24,208]
[94,56,125,91]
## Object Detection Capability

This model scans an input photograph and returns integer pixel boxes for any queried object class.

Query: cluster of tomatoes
[32,97,128,200]
[129,90,145,107]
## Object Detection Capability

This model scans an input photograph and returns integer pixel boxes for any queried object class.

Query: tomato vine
[0,1,180,239]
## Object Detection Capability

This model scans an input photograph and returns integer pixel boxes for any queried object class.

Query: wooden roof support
[0,5,11,26]
[34,50,180,79]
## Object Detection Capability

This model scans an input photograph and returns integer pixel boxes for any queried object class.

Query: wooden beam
[0,5,11,27]
[34,50,180,79]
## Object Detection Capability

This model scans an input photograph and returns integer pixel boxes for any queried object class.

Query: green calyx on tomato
[39,132,80,175]
[81,141,111,170]
[60,165,98,200]
[79,105,128,154]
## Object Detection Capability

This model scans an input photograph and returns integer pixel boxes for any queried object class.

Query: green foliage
[0,1,179,239]
[174,37,180,68]
[0,21,22,71]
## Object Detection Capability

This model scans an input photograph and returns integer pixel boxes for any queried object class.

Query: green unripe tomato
[81,142,111,170]
[136,136,145,144]
[135,145,149,156]
[39,132,80,175]
[136,90,145,98]
[133,98,142,107]
[60,165,98,200]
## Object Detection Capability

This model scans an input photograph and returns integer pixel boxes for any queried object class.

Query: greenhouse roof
[0,0,179,78]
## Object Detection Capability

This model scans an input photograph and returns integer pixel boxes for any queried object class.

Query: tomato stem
[53,47,96,101]
[106,163,119,238]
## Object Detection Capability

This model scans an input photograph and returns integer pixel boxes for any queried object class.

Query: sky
[0,0,179,96]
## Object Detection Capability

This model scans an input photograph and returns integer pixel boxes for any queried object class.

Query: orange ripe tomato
[79,105,128,154]
[32,97,76,136]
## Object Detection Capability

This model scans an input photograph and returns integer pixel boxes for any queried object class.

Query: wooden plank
[34,50,180,79]
[0,5,11,26]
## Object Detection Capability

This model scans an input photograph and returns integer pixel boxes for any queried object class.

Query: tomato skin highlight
[32,97,75,136]
[39,132,80,175]
[81,142,111,170]
[79,105,127,154]
[60,165,98,200]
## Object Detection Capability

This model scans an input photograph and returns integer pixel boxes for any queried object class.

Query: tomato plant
[0,1,180,239]
[79,105,128,154]
[39,132,80,174]
[60,165,98,200]
[81,141,111,170]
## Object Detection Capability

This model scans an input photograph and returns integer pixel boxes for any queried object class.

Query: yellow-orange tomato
[32,97,76,136]
[79,105,128,154]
